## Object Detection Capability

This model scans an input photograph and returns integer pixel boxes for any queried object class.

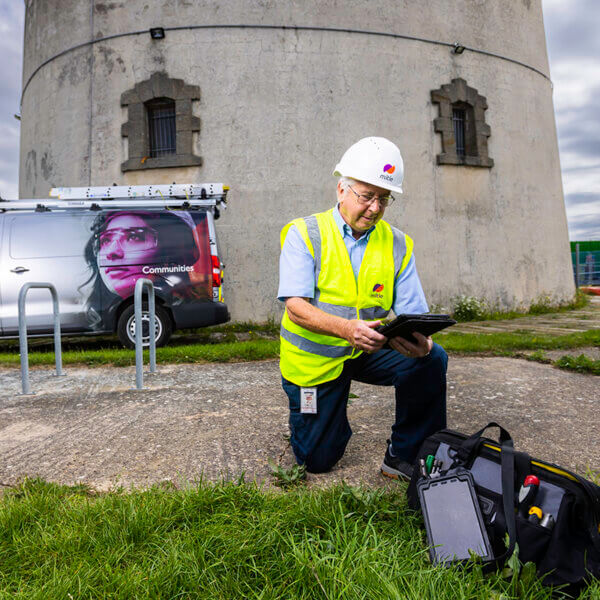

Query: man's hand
[345,320,387,353]
[388,331,433,358]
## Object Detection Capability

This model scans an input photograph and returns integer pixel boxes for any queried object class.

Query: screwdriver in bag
[518,475,540,516]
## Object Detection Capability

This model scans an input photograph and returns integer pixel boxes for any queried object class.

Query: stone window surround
[120,72,202,172]
[431,78,493,168]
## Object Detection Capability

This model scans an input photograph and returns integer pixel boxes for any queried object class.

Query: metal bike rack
[134,278,157,390]
[18,282,64,395]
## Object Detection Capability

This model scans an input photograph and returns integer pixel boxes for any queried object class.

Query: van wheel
[117,304,172,349]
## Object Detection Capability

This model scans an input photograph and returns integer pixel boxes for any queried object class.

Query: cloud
[560,138,600,163]
[550,62,600,179]
[563,192,600,240]
[543,1,600,240]
[561,165,600,198]
[551,60,600,114]
[545,6,600,243]
[565,192,600,207]
[0,2,24,199]
[543,0,600,63]
[566,212,600,240]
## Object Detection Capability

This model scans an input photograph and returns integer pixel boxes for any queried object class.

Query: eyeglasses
[347,185,394,208]
[98,227,158,252]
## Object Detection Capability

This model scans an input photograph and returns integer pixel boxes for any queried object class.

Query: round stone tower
[19,0,574,320]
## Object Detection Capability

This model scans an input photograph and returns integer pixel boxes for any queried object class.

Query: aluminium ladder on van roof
[0,183,228,211]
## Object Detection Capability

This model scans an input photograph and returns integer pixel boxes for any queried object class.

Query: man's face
[337,180,389,235]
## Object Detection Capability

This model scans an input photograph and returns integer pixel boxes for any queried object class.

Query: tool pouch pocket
[515,515,553,564]
[406,422,600,595]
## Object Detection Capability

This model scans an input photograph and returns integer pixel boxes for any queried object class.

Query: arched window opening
[121,72,202,172]
[431,78,493,168]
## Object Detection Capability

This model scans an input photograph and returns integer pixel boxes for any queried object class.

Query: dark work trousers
[281,343,448,473]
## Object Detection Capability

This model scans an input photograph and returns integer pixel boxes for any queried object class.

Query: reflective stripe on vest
[359,306,390,320]
[280,326,354,358]
[280,209,412,386]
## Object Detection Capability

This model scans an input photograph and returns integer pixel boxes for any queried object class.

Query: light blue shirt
[278,205,429,315]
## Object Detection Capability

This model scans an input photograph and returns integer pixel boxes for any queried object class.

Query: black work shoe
[380,440,414,481]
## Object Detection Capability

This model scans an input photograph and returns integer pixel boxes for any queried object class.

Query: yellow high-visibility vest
[279,208,413,386]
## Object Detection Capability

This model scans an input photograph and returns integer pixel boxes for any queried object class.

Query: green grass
[0,329,598,368]
[524,350,600,376]
[434,329,600,354]
[554,354,600,375]
[0,320,281,367]
[0,339,281,367]
[449,290,589,322]
[1,478,597,599]
[436,330,600,376]
[205,320,279,335]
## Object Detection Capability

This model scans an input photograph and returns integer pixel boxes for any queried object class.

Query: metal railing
[18,282,64,395]
[572,246,600,287]
[134,278,157,390]
[16,280,160,394]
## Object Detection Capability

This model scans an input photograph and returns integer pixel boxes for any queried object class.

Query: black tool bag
[406,422,600,593]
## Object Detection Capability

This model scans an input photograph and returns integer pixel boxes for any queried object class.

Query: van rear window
[9,215,93,259]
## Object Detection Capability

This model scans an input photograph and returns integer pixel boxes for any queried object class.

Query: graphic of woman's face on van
[89,209,206,303]
[98,214,162,298]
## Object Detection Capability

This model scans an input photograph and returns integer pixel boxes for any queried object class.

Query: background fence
[571,242,600,287]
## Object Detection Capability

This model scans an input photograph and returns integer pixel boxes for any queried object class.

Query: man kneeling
[278,137,448,480]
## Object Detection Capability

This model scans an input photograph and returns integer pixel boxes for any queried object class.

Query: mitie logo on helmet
[372,283,384,298]
[380,164,395,182]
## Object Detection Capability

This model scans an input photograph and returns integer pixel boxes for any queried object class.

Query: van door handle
[11,266,30,273]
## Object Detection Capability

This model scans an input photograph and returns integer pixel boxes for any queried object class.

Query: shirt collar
[333,204,375,241]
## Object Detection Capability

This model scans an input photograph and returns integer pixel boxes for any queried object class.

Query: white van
[0,184,229,347]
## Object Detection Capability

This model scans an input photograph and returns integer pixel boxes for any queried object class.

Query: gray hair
[338,176,356,191]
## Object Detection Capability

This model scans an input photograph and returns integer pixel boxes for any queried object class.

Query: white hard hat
[333,136,404,193]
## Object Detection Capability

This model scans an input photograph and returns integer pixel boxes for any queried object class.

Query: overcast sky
[0,1,598,240]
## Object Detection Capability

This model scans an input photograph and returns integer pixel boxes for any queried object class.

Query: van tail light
[211,255,221,287]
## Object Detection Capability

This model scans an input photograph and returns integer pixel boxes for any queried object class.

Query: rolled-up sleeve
[277,225,316,301]
[393,255,429,314]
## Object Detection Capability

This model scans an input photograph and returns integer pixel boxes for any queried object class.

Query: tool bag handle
[456,421,512,464]
[486,434,518,572]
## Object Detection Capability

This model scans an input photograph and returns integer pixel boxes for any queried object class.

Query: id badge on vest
[300,387,317,414]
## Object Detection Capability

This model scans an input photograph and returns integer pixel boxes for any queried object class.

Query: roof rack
[0,183,228,212]
[50,183,226,200]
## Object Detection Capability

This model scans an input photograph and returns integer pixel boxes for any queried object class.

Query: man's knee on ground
[300,447,345,474]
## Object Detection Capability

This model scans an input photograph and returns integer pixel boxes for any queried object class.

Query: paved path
[448,296,600,336]
[0,356,597,491]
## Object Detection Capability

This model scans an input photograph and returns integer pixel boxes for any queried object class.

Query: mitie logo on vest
[372,283,384,299]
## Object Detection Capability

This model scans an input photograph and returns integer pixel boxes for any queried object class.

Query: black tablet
[376,313,456,343]
[418,471,493,565]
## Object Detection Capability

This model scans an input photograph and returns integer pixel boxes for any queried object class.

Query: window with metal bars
[453,108,466,157]
[147,98,176,157]
[431,79,493,167]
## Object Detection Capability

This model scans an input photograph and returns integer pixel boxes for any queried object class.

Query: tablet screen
[420,477,491,564]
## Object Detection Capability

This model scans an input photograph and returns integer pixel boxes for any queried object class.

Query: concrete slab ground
[449,295,600,335]
[0,356,597,492]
